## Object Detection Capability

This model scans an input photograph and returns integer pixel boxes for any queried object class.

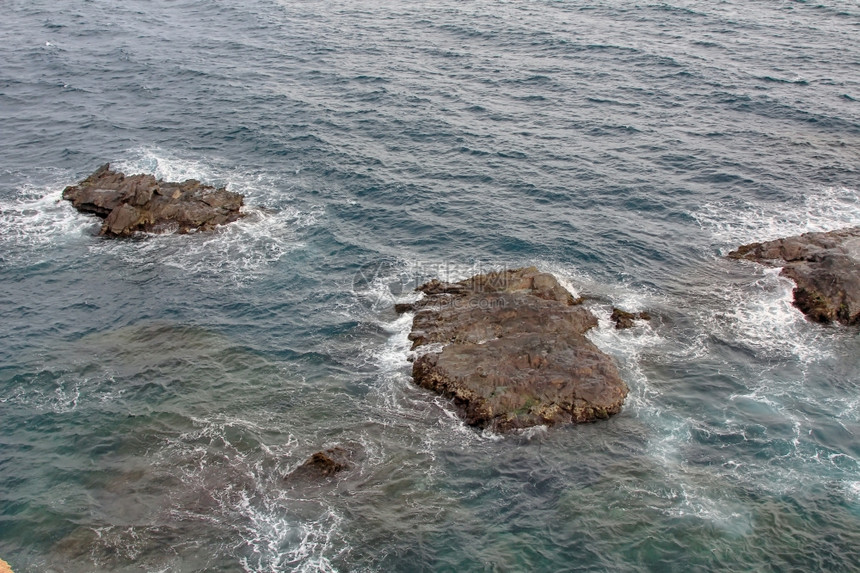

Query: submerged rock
[406,267,628,433]
[729,226,860,325]
[610,308,651,330]
[62,163,244,237]
[287,447,353,480]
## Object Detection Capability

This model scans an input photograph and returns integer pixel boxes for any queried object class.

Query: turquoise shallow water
[1,1,859,571]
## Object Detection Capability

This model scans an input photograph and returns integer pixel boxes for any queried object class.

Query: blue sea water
[1,0,859,571]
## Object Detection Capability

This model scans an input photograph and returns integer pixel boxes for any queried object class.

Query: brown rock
[62,163,244,237]
[610,308,651,330]
[407,267,628,432]
[0,558,12,573]
[394,303,415,313]
[728,227,860,325]
[103,203,142,236]
[287,447,352,480]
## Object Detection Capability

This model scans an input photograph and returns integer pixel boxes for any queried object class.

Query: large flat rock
[403,267,628,432]
[729,226,860,325]
[62,163,244,237]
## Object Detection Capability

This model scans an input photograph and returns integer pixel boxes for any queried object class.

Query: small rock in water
[62,163,244,237]
[729,226,860,325]
[610,308,651,330]
[287,447,352,480]
[407,266,628,433]
[394,302,415,313]
[0,558,13,573]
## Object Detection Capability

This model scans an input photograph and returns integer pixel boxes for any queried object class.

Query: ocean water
[1,0,859,571]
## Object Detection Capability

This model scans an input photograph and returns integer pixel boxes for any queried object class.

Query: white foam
[156,414,347,572]
[237,494,344,573]
[728,388,787,414]
[682,192,853,500]
[92,205,313,286]
[618,465,752,534]
[701,266,831,363]
[534,261,595,296]
[115,150,216,186]
[350,261,425,314]
[375,311,415,380]
[553,274,581,300]
[0,181,95,265]
[114,148,314,216]
[694,185,860,251]
[585,302,668,417]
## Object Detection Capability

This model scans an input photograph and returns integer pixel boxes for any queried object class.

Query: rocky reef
[62,163,244,237]
[400,267,628,432]
[729,227,860,325]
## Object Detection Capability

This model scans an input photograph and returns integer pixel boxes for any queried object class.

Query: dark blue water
[1,1,859,571]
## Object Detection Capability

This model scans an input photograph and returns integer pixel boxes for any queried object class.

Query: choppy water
[1,1,859,571]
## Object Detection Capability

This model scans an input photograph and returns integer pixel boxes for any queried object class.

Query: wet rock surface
[406,267,628,432]
[729,227,860,325]
[62,163,244,237]
[611,308,651,330]
[286,447,353,480]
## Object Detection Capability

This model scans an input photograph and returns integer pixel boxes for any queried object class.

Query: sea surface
[1,1,859,571]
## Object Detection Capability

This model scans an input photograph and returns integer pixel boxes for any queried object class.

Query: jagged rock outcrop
[729,227,860,325]
[62,163,244,237]
[403,267,628,432]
